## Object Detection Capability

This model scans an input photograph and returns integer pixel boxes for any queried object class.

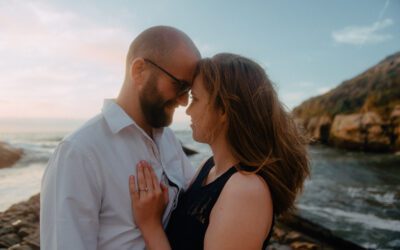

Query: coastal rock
[292,51,400,153]
[0,233,21,248]
[182,145,198,156]
[274,213,366,250]
[330,112,390,151]
[0,195,40,250]
[304,116,332,143]
[285,231,302,242]
[290,242,318,250]
[9,244,35,250]
[0,142,23,168]
[390,105,400,150]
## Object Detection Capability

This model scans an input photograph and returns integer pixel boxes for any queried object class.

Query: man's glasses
[144,58,191,96]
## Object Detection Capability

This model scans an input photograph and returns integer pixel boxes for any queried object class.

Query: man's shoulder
[63,114,108,147]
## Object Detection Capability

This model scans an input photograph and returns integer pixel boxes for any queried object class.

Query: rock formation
[0,142,23,168]
[0,195,40,250]
[293,52,400,152]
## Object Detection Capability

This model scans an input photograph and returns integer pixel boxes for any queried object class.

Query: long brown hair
[195,53,310,216]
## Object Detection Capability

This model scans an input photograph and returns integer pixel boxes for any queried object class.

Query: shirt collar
[102,99,135,134]
[101,99,165,137]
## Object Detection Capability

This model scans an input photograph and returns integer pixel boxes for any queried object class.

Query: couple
[40,26,309,250]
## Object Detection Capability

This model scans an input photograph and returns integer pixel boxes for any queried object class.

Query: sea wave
[346,186,399,206]
[0,163,45,211]
[298,204,400,232]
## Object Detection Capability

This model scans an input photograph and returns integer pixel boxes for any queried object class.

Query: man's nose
[176,92,189,107]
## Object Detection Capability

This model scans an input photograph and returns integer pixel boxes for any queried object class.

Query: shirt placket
[146,137,181,226]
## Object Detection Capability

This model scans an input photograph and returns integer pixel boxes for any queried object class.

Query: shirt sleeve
[40,140,101,250]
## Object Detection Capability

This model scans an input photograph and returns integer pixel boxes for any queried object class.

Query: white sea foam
[0,163,46,212]
[346,186,398,206]
[388,239,400,248]
[371,192,397,205]
[298,204,400,232]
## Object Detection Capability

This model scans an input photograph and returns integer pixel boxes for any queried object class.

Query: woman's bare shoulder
[225,171,272,202]
[212,170,273,223]
[205,171,273,249]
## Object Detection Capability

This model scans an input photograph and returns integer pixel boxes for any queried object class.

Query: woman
[129,53,310,249]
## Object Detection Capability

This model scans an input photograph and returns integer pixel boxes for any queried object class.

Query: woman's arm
[129,161,171,250]
[204,173,273,250]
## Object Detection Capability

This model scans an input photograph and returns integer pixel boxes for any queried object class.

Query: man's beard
[139,74,177,128]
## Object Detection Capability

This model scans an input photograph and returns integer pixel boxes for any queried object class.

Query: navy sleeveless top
[166,157,274,249]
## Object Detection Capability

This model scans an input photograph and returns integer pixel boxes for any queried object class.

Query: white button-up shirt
[40,99,195,250]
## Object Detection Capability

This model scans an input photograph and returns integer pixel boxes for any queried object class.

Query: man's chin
[163,113,174,127]
[151,111,174,128]
[165,106,176,118]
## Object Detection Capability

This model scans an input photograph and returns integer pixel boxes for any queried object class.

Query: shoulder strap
[190,157,214,188]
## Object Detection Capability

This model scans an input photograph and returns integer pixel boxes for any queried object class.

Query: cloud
[0,0,136,119]
[0,1,133,66]
[317,87,331,94]
[280,91,309,109]
[278,81,335,109]
[332,19,393,45]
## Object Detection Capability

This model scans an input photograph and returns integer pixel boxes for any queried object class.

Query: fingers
[142,161,154,192]
[148,163,161,193]
[138,161,162,192]
[135,161,167,204]
[137,162,147,195]
[160,182,169,205]
[129,175,139,202]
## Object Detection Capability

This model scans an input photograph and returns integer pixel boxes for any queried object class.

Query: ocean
[0,130,399,249]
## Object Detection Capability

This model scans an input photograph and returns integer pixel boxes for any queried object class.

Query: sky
[0,0,399,131]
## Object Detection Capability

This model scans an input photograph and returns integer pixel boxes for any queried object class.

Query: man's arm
[40,140,101,250]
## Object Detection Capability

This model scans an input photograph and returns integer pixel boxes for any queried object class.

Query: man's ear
[130,58,146,84]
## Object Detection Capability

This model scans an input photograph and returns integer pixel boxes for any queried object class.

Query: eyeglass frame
[143,58,191,96]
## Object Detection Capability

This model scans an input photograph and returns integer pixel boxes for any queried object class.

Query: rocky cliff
[0,142,23,168]
[293,52,400,152]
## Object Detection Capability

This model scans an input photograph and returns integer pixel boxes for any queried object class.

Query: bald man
[40,26,201,250]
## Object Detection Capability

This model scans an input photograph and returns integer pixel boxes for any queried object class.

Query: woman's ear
[218,107,228,124]
[221,112,228,124]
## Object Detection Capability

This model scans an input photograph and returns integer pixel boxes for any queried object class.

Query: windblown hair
[195,53,310,216]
